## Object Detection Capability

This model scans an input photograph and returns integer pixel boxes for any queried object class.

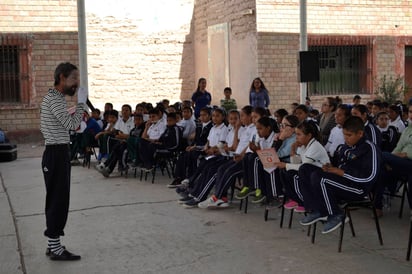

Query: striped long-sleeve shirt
[40,88,85,145]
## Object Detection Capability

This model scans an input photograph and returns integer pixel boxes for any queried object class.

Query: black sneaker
[49,249,81,261]
[175,186,187,195]
[183,198,199,208]
[299,211,328,226]
[178,195,192,204]
[167,178,183,188]
[322,214,348,234]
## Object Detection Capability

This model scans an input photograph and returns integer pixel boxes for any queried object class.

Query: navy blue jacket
[158,125,182,151]
[193,121,213,146]
[364,121,382,148]
[333,137,382,189]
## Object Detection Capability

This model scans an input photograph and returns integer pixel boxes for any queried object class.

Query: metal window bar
[0,34,29,103]
[308,45,368,96]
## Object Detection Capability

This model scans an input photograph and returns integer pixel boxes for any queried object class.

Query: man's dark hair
[54,62,78,85]
[343,116,364,133]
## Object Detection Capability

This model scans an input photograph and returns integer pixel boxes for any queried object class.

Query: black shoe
[49,249,81,261]
[45,246,65,256]
[183,198,199,208]
[167,178,182,188]
[178,195,192,204]
[175,186,187,194]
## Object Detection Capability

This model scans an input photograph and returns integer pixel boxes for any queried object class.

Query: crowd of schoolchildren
[69,77,412,235]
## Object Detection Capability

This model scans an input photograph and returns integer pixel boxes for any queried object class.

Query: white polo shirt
[147,119,167,140]
[236,123,256,154]
[207,123,229,147]
[258,131,276,149]
[114,116,134,134]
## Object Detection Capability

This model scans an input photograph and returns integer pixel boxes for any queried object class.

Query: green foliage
[374,75,408,104]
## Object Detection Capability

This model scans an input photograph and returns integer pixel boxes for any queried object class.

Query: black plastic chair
[139,150,178,184]
[383,177,409,218]
[311,193,383,252]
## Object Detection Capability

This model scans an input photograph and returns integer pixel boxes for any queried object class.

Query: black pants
[42,144,71,238]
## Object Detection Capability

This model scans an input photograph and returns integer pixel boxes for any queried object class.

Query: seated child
[172,107,213,185]
[176,108,235,207]
[274,120,330,213]
[139,112,182,171]
[96,105,134,176]
[126,113,146,167]
[197,106,255,209]
[374,104,412,215]
[299,116,382,234]
[95,109,118,161]
[375,111,399,153]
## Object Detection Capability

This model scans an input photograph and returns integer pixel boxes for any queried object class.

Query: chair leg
[140,169,143,181]
[407,218,412,261]
[280,205,285,228]
[311,223,316,244]
[244,196,248,214]
[399,182,407,219]
[347,209,356,237]
[338,216,346,252]
[151,166,157,184]
[239,199,243,210]
[371,205,384,245]
[264,208,269,221]
[288,209,294,229]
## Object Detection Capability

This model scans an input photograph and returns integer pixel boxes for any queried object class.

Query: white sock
[48,237,64,255]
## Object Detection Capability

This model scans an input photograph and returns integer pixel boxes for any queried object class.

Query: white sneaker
[198,196,228,209]
[181,178,189,186]
[198,196,215,209]
[95,163,105,172]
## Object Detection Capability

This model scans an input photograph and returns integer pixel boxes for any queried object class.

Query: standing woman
[249,77,270,109]
[40,62,87,260]
[191,78,212,119]
[317,97,338,145]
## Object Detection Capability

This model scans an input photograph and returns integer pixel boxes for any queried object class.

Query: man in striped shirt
[40,62,87,261]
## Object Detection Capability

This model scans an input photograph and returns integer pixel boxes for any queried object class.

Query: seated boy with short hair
[139,112,182,171]
[299,116,382,234]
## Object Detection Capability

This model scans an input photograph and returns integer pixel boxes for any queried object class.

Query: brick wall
[256,0,412,35]
[255,0,412,110]
[85,12,194,110]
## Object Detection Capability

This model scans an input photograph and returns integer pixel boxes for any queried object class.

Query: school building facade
[0,0,411,141]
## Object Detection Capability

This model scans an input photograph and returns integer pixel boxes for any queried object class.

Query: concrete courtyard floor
[0,144,411,274]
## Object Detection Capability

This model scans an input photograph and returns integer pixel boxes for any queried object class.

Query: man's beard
[63,85,78,96]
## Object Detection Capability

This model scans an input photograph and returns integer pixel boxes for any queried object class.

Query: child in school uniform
[171,107,213,185]
[179,109,241,207]
[234,116,277,203]
[139,112,182,171]
[273,120,330,213]
[375,111,399,153]
[197,105,256,208]
[261,115,299,208]
[351,104,382,147]
[374,104,412,216]
[299,116,382,234]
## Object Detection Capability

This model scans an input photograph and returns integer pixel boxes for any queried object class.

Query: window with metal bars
[308,45,370,96]
[0,34,30,104]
